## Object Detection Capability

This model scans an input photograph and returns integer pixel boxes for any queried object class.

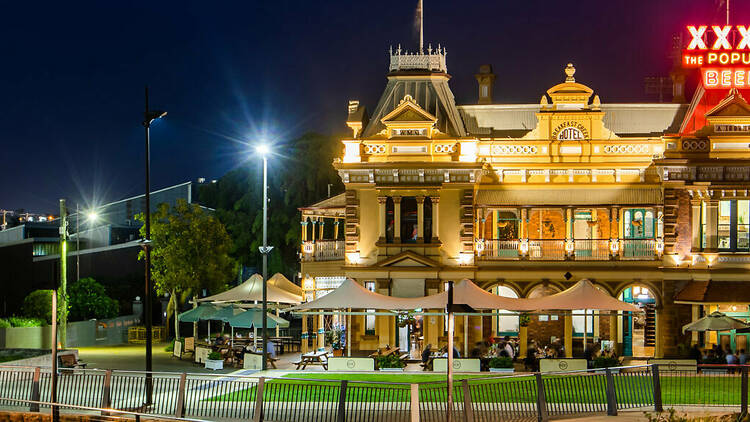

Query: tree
[21,290,54,324]
[199,132,344,277]
[68,278,119,321]
[138,200,235,338]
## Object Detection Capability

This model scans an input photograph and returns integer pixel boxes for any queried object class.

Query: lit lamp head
[143,110,167,126]
[86,211,99,222]
[255,143,270,157]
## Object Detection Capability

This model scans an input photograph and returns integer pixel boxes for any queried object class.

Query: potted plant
[326,327,345,356]
[205,351,223,370]
[489,356,514,373]
[376,354,405,372]
[519,313,531,327]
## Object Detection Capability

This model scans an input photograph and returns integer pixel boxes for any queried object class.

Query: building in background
[0,180,210,317]
[299,34,750,359]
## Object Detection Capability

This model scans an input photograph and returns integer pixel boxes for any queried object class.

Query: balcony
[479,238,658,261]
[302,240,345,262]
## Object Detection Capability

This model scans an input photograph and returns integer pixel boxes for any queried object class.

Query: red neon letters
[701,68,750,89]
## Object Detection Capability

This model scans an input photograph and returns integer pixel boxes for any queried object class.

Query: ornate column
[432,196,440,241]
[318,219,325,240]
[301,314,308,354]
[377,196,387,242]
[417,196,425,242]
[301,220,307,241]
[691,200,702,251]
[333,220,340,240]
[705,199,719,251]
[393,196,402,243]
[311,218,317,242]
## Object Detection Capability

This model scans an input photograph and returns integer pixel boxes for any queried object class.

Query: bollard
[410,383,420,422]
[535,373,549,422]
[604,368,618,416]
[253,377,265,422]
[336,380,348,422]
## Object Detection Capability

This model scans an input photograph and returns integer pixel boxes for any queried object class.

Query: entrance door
[621,288,633,356]
[624,209,648,257]
[574,210,594,257]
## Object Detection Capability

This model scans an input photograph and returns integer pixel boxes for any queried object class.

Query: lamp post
[142,86,166,404]
[75,204,98,282]
[256,144,273,370]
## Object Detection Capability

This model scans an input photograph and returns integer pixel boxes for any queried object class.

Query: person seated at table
[421,344,433,363]
[503,336,515,360]
[213,335,225,346]
[470,342,483,358]
[739,349,747,365]
[266,340,277,358]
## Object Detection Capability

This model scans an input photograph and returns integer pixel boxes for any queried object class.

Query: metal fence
[1,364,749,422]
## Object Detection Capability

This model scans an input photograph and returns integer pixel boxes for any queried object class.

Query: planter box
[205,359,223,370]
[489,367,514,373]
[379,367,404,372]
[332,349,343,357]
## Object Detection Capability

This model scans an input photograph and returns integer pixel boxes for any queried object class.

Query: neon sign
[683,25,750,88]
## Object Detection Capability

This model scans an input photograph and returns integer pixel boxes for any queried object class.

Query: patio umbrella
[682,311,750,334]
[178,303,221,341]
[211,306,246,347]
[226,308,290,349]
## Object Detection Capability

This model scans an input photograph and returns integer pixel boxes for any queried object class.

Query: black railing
[1,364,749,422]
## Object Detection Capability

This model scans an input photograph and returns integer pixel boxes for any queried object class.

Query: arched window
[494,285,520,336]
[401,197,418,243]
[385,197,395,243]
[424,197,433,243]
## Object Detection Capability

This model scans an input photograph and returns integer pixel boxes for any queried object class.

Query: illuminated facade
[300,38,750,359]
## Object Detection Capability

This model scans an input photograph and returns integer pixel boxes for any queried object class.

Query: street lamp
[256,143,274,370]
[75,205,99,282]
[142,86,166,404]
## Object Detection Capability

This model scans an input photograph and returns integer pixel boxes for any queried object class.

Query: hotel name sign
[682,25,750,89]
[552,121,589,141]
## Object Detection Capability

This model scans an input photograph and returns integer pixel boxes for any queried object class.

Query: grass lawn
[205,372,744,406]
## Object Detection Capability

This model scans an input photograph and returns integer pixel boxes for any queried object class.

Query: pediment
[381,95,437,124]
[706,88,750,118]
[375,251,441,268]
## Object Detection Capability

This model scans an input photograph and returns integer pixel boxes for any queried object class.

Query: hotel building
[299,43,750,359]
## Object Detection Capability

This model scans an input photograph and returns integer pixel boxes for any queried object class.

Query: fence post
[461,379,474,422]
[534,373,549,422]
[29,367,41,412]
[174,373,187,418]
[100,370,112,416]
[336,380,348,422]
[253,377,265,422]
[652,364,663,412]
[742,366,748,415]
[410,383,420,422]
[604,368,618,416]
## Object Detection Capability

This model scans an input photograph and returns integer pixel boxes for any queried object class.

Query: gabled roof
[300,193,346,210]
[361,74,467,138]
[381,95,437,123]
[705,88,750,118]
[374,250,441,268]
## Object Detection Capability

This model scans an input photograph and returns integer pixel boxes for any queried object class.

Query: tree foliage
[68,278,119,321]
[199,132,344,277]
[138,200,236,335]
[21,290,54,324]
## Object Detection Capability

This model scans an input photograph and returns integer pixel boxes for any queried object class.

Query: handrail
[0,397,210,422]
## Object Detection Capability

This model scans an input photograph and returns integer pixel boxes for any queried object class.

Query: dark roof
[675,280,750,304]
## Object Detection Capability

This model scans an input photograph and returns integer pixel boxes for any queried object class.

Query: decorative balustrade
[301,240,345,262]
[573,239,611,261]
[477,238,658,261]
[621,239,656,260]
[389,45,447,73]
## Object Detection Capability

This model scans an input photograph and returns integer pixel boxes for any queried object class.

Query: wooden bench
[59,354,87,369]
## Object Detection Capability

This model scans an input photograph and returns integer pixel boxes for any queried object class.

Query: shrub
[592,356,620,368]
[68,278,119,321]
[376,354,405,369]
[208,351,222,361]
[0,319,10,328]
[165,337,185,352]
[489,356,514,369]
[21,290,54,324]
[8,317,44,327]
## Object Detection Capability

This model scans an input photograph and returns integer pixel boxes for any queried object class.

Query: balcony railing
[573,239,610,261]
[621,239,656,260]
[528,239,566,260]
[302,240,345,262]
[478,238,659,261]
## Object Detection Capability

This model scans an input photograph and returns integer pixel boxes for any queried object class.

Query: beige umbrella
[198,274,302,304]
[682,311,750,334]
[268,273,304,296]
[524,279,640,313]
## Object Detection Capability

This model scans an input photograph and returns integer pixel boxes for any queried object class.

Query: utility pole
[58,199,68,349]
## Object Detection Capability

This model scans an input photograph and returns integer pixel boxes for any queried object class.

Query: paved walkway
[573,408,733,421]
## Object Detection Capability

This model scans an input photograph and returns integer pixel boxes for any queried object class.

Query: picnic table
[295,351,329,370]
[369,347,400,358]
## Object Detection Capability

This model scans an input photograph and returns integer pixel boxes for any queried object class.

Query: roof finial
[565,63,576,82]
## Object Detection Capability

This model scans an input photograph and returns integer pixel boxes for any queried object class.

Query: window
[424,197,433,243]
[401,197,418,242]
[718,200,750,252]
[385,197,394,243]
[365,282,376,335]
[623,209,655,239]
[481,85,489,98]
[700,201,707,249]
[572,309,594,336]
[494,285,519,336]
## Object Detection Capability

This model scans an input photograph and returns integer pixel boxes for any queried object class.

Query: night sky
[1,1,745,213]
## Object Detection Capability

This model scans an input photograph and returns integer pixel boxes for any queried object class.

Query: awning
[226,309,290,329]
[178,303,221,323]
[475,187,663,206]
[268,273,305,297]
[675,281,750,304]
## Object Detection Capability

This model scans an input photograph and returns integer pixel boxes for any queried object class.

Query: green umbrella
[212,305,245,322]
[682,311,750,334]
[178,303,220,323]
[226,308,290,329]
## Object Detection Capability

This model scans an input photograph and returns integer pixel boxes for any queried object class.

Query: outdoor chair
[58,354,87,373]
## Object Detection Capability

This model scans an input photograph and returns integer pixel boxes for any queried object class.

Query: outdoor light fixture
[518,239,529,255]
[86,211,98,222]
[255,144,270,156]
[346,251,361,264]
[474,238,485,255]
[302,241,315,255]
[610,238,620,255]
